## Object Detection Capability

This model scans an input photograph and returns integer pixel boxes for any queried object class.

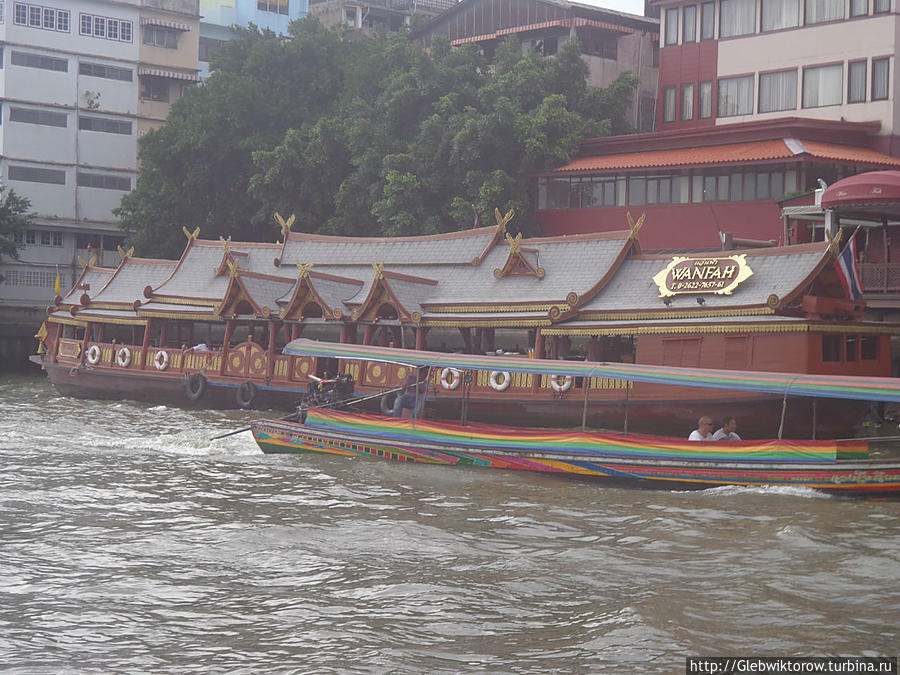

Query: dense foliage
[0,185,33,263]
[117,19,639,258]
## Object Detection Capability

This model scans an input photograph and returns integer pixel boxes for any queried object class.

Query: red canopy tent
[821,170,900,218]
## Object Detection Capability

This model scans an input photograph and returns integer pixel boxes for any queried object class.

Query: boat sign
[653,254,754,297]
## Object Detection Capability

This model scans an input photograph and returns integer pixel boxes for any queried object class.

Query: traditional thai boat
[32,211,897,438]
[251,340,900,496]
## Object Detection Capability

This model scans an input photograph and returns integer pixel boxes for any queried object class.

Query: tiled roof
[553,140,900,173]
[58,267,116,305]
[578,243,830,313]
[152,240,285,300]
[90,258,178,305]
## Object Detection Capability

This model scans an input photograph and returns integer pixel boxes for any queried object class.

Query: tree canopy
[0,185,33,263]
[117,19,639,258]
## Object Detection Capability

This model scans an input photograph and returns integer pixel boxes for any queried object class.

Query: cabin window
[724,336,749,369]
[860,335,878,360]
[822,334,842,361]
[845,335,858,361]
[663,338,701,367]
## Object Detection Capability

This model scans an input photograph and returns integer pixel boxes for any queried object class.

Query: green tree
[0,185,33,263]
[120,23,639,256]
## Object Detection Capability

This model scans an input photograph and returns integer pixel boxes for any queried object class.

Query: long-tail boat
[251,340,900,496]
[32,211,898,438]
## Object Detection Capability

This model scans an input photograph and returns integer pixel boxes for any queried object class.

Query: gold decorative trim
[77,316,148,326]
[148,296,219,307]
[421,318,552,328]
[577,307,775,321]
[183,226,201,241]
[424,303,557,313]
[542,323,811,336]
[138,311,218,321]
[47,316,86,326]
[808,323,899,335]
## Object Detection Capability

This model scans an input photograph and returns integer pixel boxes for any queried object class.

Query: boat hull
[251,414,900,496]
[42,358,302,410]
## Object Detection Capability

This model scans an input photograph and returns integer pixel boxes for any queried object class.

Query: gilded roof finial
[296,262,314,279]
[626,212,645,240]
[825,230,842,255]
[226,258,239,278]
[117,245,135,260]
[182,226,200,241]
[494,207,515,233]
[505,231,522,254]
[219,235,232,253]
[275,212,296,239]
[372,261,384,280]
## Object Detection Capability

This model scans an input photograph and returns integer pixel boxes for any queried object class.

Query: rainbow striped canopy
[284,338,900,403]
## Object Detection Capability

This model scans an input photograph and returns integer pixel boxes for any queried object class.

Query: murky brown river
[1,373,898,673]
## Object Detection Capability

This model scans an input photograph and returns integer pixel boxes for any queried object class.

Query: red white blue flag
[835,230,864,300]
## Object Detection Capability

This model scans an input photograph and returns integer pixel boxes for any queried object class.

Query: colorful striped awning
[284,339,900,403]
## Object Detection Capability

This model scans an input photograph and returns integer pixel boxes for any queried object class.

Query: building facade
[0,0,200,344]
[198,0,309,78]
[410,0,661,132]
[652,0,897,155]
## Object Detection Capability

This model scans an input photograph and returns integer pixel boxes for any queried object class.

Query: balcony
[861,263,900,293]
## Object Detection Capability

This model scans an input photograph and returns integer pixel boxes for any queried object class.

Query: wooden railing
[861,262,900,293]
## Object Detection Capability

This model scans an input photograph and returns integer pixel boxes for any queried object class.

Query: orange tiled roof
[554,139,900,172]
[451,17,635,46]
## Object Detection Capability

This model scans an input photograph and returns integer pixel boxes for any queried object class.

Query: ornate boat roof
[45,213,862,330]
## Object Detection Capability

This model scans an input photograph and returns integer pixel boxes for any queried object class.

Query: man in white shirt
[712,416,741,441]
[688,416,714,441]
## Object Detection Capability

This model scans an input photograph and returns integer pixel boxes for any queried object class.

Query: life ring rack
[116,346,132,368]
[440,367,461,391]
[550,374,573,393]
[85,344,101,365]
[153,350,169,371]
[489,370,511,391]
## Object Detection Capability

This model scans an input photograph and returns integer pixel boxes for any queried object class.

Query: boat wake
[687,484,831,499]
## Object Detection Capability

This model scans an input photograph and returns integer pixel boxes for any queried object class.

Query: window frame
[848,59,867,103]
[802,62,844,108]
[872,57,890,101]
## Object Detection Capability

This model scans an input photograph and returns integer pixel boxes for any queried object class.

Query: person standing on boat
[712,416,741,441]
[689,416,714,441]
[392,367,429,419]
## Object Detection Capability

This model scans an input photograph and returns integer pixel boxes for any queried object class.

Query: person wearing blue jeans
[392,368,428,418]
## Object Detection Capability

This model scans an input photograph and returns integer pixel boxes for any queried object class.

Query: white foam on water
[693,484,831,499]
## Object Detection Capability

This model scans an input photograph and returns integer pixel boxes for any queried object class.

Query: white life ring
[116,347,132,368]
[550,374,573,393]
[86,344,101,365]
[440,367,461,390]
[489,370,511,391]
[154,349,169,371]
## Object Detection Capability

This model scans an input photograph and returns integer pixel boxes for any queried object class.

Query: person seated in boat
[712,416,741,441]
[688,416,714,441]
[392,367,429,419]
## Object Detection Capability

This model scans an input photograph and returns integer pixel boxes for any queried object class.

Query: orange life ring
[86,345,101,365]
[440,367,461,391]
[154,350,169,371]
[489,370,511,391]
[116,347,132,368]
[550,374,573,393]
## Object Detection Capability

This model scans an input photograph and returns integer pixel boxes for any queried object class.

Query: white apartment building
[654,0,897,155]
[0,0,199,311]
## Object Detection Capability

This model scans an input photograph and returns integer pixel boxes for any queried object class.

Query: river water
[1,372,898,673]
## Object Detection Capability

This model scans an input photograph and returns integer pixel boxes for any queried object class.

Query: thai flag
[835,230,865,300]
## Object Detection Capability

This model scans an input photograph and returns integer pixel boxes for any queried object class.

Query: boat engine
[303,373,356,409]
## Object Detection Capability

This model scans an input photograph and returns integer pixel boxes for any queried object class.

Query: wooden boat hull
[251,411,900,496]
[41,358,302,410]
